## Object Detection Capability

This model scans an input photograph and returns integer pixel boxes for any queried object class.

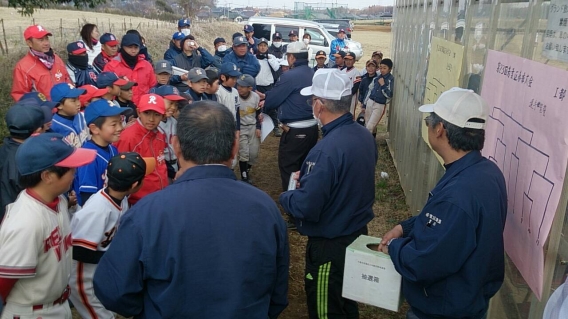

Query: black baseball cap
[214,37,226,45]
[6,102,45,136]
[106,152,156,190]
[272,32,282,40]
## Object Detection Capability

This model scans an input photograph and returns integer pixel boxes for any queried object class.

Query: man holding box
[379,88,507,319]
[280,69,377,319]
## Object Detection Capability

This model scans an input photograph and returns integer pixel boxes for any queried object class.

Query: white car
[248,17,363,63]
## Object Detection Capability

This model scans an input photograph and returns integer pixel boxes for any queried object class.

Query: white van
[247,17,363,64]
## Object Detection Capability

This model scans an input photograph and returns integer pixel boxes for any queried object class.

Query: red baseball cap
[79,85,108,107]
[138,94,166,114]
[24,25,52,40]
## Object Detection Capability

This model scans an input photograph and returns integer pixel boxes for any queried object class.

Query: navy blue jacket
[223,51,261,78]
[0,137,21,218]
[264,60,314,123]
[211,50,228,68]
[358,72,377,105]
[67,62,98,87]
[369,72,394,104]
[389,151,507,319]
[93,165,289,319]
[280,113,377,238]
[163,41,182,61]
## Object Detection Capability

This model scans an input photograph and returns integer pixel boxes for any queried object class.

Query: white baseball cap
[286,41,308,54]
[419,87,488,129]
[300,69,352,100]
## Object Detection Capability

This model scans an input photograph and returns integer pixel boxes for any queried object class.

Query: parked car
[248,17,363,63]
[313,19,353,39]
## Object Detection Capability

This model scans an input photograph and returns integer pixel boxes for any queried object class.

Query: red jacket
[103,54,157,106]
[11,52,71,101]
[115,119,168,205]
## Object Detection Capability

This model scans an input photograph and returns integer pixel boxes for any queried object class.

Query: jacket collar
[431,150,483,196]
[321,112,353,137]
[176,164,237,183]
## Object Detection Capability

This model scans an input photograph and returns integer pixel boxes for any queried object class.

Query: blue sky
[223,0,394,10]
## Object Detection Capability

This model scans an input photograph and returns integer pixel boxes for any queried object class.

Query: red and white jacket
[103,54,157,106]
[114,119,168,205]
[11,52,71,101]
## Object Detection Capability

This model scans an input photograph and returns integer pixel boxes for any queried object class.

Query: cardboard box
[342,235,402,312]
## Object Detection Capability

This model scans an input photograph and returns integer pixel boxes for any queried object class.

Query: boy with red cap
[0,132,96,319]
[11,25,71,101]
[65,41,98,87]
[154,85,185,180]
[115,94,168,205]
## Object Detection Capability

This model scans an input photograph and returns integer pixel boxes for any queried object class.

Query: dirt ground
[73,24,411,319]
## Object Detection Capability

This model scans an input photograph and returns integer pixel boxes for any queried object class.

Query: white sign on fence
[541,0,568,62]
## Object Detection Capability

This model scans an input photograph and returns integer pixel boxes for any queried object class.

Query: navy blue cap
[96,72,129,89]
[220,62,241,77]
[178,18,191,27]
[172,32,185,41]
[244,25,254,33]
[121,33,140,47]
[16,133,96,175]
[100,33,118,46]
[289,30,298,36]
[214,37,226,45]
[84,99,133,125]
[6,102,44,135]
[153,85,186,101]
[67,41,87,55]
[273,32,282,40]
[50,83,86,103]
[19,92,60,109]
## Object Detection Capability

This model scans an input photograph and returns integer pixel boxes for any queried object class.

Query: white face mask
[303,39,310,45]
[217,45,227,52]
[312,103,322,127]
[273,41,282,48]
[181,28,191,36]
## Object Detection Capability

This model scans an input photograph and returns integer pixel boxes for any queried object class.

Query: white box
[342,235,402,312]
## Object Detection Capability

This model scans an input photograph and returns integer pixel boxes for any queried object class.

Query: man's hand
[360,108,365,113]
[248,37,255,45]
[256,90,266,100]
[255,129,261,138]
[257,113,264,123]
[353,76,362,84]
[378,78,385,86]
[68,191,77,208]
[292,171,301,189]
[181,73,188,81]
[258,100,265,109]
[377,224,403,254]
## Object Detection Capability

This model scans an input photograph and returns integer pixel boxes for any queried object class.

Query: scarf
[120,48,138,69]
[30,48,55,70]
[101,50,116,64]
[215,50,228,58]
[92,38,99,45]
[68,55,89,70]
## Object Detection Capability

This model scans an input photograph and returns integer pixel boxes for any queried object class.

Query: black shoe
[287,221,297,230]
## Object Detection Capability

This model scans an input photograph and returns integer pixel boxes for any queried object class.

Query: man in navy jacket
[223,36,261,79]
[93,101,289,319]
[263,41,316,193]
[280,69,377,318]
[379,88,507,319]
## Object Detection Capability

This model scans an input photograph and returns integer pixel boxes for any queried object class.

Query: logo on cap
[173,87,179,94]
[233,65,237,70]
[106,100,115,107]
[195,69,202,75]
[37,25,45,32]
[161,62,167,68]
[239,37,244,42]
[77,42,84,48]
[240,75,246,80]
[37,93,47,101]
[148,95,157,104]
[67,83,75,89]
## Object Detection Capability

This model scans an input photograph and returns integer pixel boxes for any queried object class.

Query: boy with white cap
[378,87,507,319]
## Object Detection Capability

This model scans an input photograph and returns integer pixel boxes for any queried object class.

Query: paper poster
[481,50,568,300]
[422,37,465,151]
[260,113,274,142]
[541,0,568,62]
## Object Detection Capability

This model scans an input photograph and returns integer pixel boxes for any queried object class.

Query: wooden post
[60,18,63,41]
[109,18,111,32]
[96,18,98,28]
[123,18,126,31]
[32,18,35,25]
[0,20,6,55]
[130,18,132,28]
[78,18,80,29]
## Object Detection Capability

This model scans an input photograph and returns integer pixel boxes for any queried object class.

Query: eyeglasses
[306,97,322,106]
[424,115,432,127]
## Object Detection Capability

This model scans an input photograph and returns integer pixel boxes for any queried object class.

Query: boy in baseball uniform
[0,133,96,319]
[69,152,154,319]
[74,99,132,206]
[236,74,260,184]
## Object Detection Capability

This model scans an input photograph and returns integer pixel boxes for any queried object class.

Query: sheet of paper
[260,113,274,143]
[481,50,568,300]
